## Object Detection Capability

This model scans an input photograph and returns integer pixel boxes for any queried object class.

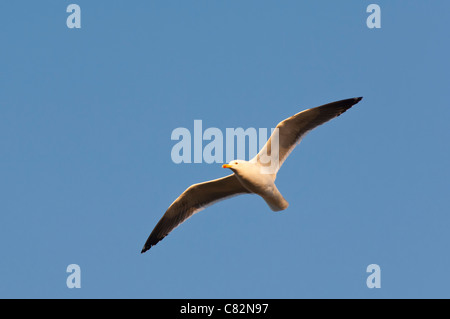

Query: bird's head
[222,160,249,172]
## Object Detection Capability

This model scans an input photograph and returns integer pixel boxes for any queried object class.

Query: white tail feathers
[262,186,289,212]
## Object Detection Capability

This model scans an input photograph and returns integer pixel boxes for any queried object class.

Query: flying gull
[141,97,362,253]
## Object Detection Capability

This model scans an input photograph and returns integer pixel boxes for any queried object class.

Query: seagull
[141,97,362,253]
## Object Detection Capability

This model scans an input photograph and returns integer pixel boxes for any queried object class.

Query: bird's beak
[222,164,232,168]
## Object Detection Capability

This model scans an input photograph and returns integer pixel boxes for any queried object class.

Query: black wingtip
[354,97,363,103]
[141,246,150,254]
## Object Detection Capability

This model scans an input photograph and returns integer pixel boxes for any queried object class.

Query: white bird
[141,97,362,253]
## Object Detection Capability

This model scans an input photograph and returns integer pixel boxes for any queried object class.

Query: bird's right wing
[253,97,362,174]
[141,174,251,253]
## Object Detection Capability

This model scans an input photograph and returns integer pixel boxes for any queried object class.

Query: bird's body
[141,97,363,253]
[228,160,288,211]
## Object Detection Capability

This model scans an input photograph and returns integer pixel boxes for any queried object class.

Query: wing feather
[141,174,250,253]
[253,97,362,173]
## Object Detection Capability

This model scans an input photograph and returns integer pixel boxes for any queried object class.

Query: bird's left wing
[252,97,362,174]
[141,174,251,253]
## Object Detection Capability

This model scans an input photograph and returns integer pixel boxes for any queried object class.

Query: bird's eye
[235,162,238,165]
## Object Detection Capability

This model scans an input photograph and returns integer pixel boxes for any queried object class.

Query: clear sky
[1,1,449,298]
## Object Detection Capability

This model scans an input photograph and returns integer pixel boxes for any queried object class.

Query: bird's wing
[141,174,251,253]
[252,97,362,174]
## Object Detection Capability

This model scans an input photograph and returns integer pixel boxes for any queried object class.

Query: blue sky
[1,1,449,298]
